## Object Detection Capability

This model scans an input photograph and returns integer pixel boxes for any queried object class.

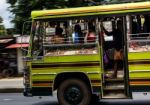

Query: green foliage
[7,0,72,34]
[6,0,17,6]
[7,0,149,34]
[0,16,3,23]
[6,28,14,35]
[0,16,7,36]
[0,25,7,36]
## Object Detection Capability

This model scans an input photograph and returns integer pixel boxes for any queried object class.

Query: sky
[0,0,13,28]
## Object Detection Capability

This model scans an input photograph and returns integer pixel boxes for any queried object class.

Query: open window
[31,18,99,58]
[127,14,150,52]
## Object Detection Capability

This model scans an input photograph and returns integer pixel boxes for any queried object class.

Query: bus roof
[31,1,150,19]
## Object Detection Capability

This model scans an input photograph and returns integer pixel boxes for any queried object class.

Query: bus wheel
[57,79,91,105]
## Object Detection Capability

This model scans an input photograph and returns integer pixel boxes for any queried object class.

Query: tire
[2,69,13,77]
[57,79,91,105]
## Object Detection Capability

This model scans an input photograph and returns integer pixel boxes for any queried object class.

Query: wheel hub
[64,86,83,105]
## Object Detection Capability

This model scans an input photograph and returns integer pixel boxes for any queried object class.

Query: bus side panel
[30,54,102,96]
[31,67,55,96]
[128,52,150,92]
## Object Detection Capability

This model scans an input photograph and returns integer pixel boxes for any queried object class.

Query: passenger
[72,23,83,43]
[101,20,124,78]
[54,23,64,44]
[143,15,150,38]
[85,20,96,42]
[131,16,140,39]
[84,28,96,42]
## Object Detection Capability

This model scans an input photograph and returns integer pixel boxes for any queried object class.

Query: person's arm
[72,32,75,43]
[101,24,113,36]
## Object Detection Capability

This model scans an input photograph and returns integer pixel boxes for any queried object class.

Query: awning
[6,43,29,48]
[0,39,13,43]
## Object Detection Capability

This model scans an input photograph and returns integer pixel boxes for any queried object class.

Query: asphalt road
[0,93,150,105]
[0,93,58,105]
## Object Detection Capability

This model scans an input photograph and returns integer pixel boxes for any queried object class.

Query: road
[0,93,58,105]
[0,93,150,105]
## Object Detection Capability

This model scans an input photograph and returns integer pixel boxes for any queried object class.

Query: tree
[100,0,150,4]
[0,16,3,23]
[7,0,148,34]
[0,16,7,36]
[6,0,17,6]
[7,0,71,34]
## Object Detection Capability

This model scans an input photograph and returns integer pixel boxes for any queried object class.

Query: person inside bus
[143,15,150,38]
[84,28,96,43]
[72,22,83,43]
[53,23,64,44]
[84,21,96,43]
[131,16,141,39]
[101,20,124,78]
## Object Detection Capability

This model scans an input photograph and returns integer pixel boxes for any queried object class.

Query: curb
[0,88,23,93]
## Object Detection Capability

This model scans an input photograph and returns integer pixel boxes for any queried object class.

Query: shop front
[0,37,17,77]
[6,35,29,75]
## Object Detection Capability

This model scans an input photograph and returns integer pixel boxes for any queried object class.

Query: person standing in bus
[101,20,124,78]
[84,28,96,42]
[72,23,83,43]
[143,15,150,38]
[54,23,64,44]
[84,21,96,43]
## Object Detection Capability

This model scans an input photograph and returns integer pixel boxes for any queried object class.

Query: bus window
[128,38,150,52]
[127,14,150,52]
[43,18,99,57]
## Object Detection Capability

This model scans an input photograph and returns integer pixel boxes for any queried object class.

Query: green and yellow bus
[23,1,150,105]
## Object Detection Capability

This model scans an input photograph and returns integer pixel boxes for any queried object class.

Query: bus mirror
[22,21,32,36]
[21,20,31,55]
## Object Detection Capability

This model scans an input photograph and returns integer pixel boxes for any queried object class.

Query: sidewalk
[0,77,23,93]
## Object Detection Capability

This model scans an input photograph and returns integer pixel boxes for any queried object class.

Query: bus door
[100,16,130,99]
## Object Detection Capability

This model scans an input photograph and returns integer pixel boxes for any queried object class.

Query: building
[0,35,29,77]
[0,36,17,77]
[6,35,29,75]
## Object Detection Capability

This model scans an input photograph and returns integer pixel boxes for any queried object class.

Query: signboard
[17,36,30,43]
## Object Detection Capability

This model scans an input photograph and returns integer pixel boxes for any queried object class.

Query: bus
[23,1,150,105]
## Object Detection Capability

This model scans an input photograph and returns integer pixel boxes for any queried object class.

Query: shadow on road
[32,100,150,105]
[32,101,58,105]
[94,100,150,105]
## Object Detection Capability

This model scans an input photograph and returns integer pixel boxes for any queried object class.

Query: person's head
[74,24,81,32]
